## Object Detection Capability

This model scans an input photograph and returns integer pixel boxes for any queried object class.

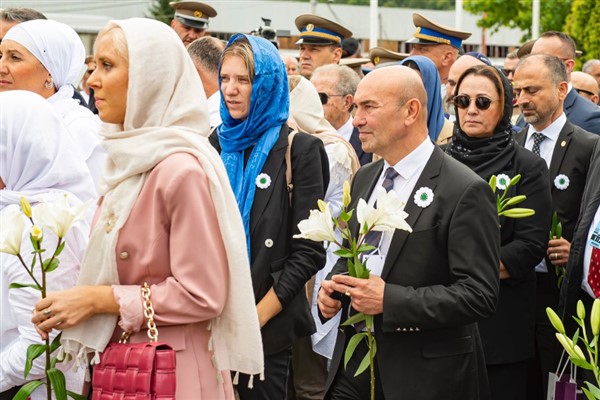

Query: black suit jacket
[326,147,500,400]
[349,126,372,166]
[560,141,600,334]
[515,121,599,291]
[564,89,600,135]
[211,125,330,354]
[478,146,552,364]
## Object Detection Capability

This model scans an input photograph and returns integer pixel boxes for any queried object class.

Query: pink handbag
[91,283,176,400]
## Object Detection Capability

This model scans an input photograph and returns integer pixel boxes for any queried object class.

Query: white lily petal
[0,206,27,255]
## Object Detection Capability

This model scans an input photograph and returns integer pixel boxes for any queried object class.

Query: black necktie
[531,132,546,156]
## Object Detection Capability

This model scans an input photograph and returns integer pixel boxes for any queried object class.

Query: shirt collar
[527,112,567,143]
[383,137,434,180]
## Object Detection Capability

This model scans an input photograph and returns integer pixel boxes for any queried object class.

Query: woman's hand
[32,285,119,338]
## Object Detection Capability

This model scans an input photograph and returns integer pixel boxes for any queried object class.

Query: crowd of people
[1,2,600,400]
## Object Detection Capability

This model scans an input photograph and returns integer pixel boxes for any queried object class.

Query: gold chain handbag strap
[141,282,159,342]
[120,282,159,343]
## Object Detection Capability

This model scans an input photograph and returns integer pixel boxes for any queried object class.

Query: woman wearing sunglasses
[446,65,552,400]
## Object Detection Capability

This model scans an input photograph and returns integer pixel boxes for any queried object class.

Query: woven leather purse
[91,283,176,400]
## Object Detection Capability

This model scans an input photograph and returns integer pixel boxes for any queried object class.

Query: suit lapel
[514,128,526,146]
[349,127,364,160]
[381,148,443,280]
[548,121,574,186]
[250,127,288,236]
[564,89,576,114]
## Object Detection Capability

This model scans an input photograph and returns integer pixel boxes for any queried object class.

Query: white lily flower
[33,195,93,238]
[294,201,337,242]
[0,206,27,255]
[357,187,412,233]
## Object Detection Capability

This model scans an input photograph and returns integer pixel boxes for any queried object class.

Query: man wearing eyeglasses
[311,64,372,166]
[572,71,599,106]
[512,54,599,399]
[295,15,352,79]
[529,31,600,135]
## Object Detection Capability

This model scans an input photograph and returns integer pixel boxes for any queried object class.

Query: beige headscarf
[288,75,359,177]
[60,18,263,380]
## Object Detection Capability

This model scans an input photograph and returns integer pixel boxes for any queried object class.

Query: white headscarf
[60,18,263,381]
[0,90,97,210]
[4,19,85,90]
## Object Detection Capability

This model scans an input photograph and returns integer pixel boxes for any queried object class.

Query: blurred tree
[564,0,600,68]
[463,0,572,43]
[288,0,453,9]
[148,0,174,24]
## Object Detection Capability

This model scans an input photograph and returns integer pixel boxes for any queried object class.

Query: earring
[44,79,53,90]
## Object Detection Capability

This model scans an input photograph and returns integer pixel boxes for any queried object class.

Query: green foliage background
[564,0,600,68]
[148,0,175,24]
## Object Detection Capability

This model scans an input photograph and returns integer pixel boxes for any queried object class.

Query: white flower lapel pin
[414,187,434,208]
[554,174,569,190]
[256,173,271,189]
[495,174,511,190]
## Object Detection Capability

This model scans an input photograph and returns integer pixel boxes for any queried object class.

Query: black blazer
[560,140,600,334]
[515,121,599,290]
[326,147,500,400]
[564,89,600,135]
[349,126,372,166]
[478,146,552,364]
[211,125,330,354]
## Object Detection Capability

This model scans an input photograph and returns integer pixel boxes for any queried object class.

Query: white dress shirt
[524,113,567,273]
[337,116,354,143]
[207,91,222,127]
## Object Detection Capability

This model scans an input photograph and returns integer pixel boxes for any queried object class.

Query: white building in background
[2,0,525,62]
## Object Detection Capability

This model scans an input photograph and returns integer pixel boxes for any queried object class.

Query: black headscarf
[445,66,517,180]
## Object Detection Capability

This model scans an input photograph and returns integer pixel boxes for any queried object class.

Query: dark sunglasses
[453,94,498,111]
[318,92,344,105]
[575,87,596,97]
[502,68,514,77]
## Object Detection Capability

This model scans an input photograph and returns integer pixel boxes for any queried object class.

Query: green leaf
[43,258,60,272]
[50,332,63,354]
[347,259,357,278]
[24,344,47,378]
[357,243,376,253]
[54,240,66,257]
[582,387,595,400]
[341,312,366,326]
[353,348,371,377]
[67,390,89,400]
[556,222,562,239]
[584,382,600,399]
[344,332,367,370]
[13,380,45,400]
[569,356,594,370]
[365,314,373,330]
[9,282,42,291]
[47,368,67,400]
[334,248,354,258]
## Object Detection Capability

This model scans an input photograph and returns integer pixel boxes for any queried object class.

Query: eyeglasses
[318,92,344,105]
[575,87,596,97]
[453,94,499,111]
[502,68,515,77]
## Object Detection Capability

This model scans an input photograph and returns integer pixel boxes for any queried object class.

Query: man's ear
[403,98,421,126]
[332,46,342,64]
[342,94,354,113]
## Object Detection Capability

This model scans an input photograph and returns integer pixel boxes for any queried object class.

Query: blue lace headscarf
[401,55,445,142]
[217,34,289,259]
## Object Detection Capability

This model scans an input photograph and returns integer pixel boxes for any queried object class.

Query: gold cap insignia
[373,56,380,65]
[194,10,203,18]
[306,24,314,32]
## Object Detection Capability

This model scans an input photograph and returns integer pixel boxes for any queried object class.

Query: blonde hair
[95,23,129,63]
[220,37,255,82]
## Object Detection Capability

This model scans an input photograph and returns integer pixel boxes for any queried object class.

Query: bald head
[447,55,487,102]
[572,71,599,105]
[353,66,428,164]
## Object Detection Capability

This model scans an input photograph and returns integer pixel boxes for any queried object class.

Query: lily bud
[30,225,43,241]
[577,300,586,320]
[546,307,566,334]
[592,299,600,337]
[20,197,32,218]
[343,181,351,208]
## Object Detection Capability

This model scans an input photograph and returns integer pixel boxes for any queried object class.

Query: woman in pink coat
[31,18,263,399]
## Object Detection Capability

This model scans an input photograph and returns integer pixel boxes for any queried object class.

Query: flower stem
[16,253,43,289]
[367,328,375,400]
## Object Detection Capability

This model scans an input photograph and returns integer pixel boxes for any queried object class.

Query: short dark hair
[539,31,576,59]
[187,36,226,75]
[0,7,47,23]
[517,54,568,86]
[506,50,518,60]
